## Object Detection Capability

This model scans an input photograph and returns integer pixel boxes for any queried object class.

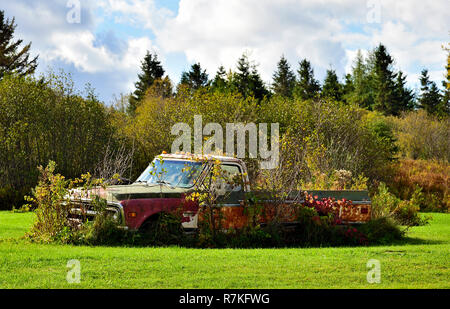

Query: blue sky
[3,0,449,103]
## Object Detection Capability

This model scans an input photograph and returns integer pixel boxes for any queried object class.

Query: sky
[2,0,449,103]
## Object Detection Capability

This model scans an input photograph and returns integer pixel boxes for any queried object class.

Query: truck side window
[220,164,243,192]
[202,164,243,193]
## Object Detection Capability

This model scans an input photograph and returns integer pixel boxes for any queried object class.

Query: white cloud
[98,0,174,31]
[156,0,449,85]
[156,0,355,81]
[2,0,156,98]
[2,0,448,101]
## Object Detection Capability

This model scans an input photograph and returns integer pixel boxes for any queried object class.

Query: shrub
[358,217,404,245]
[371,182,429,226]
[26,162,130,245]
[26,161,71,243]
[262,101,395,190]
[388,159,449,212]
[389,110,450,162]
[0,72,123,210]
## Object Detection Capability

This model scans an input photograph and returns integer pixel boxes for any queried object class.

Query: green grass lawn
[0,211,448,289]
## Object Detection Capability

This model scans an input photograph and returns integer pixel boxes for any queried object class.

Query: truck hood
[71,183,193,203]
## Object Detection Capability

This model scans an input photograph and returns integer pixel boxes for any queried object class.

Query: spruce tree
[232,53,269,100]
[250,66,270,100]
[294,59,320,100]
[371,44,398,115]
[180,62,209,90]
[419,69,443,115]
[233,54,252,97]
[272,55,296,97]
[441,49,450,115]
[348,50,373,109]
[0,10,38,80]
[211,65,227,91]
[321,69,343,101]
[342,73,355,104]
[128,51,165,114]
[394,71,415,113]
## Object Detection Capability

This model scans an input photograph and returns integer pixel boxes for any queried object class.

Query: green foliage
[25,161,71,243]
[321,69,343,101]
[271,100,395,185]
[124,88,259,178]
[138,212,185,246]
[371,182,429,226]
[180,62,209,91]
[210,66,229,92]
[389,159,449,213]
[272,55,296,98]
[394,71,416,112]
[370,44,398,115]
[128,51,165,114]
[0,72,119,210]
[344,46,415,116]
[419,69,446,116]
[358,217,404,244]
[344,50,373,109]
[294,59,320,100]
[390,110,449,162]
[0,10,38,80]
[230,53,269,100]
[25,161,132,245]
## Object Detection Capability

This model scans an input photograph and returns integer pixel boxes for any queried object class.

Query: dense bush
[25,161,71,243]
[358,217,404,245]
[389,110,450,162]
[371,182,430,226]
[0,73,124,210]
[388,159,449,212]
[25,162,131,245]
[259,100,395,188]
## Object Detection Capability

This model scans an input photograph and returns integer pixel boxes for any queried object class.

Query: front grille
[68,200,122,227]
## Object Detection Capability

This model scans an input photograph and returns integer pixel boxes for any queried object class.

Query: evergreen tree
[0,10,38,80]
[419,69,443,115]
[180,62,209,90]
[232,53,269,100]
[342,73,354,104]
[370,44,398,115]
[441,49,450,116]
[394,71,415,113]
[347,50,373,109]
[233,54,252,97]
[294,59,320,100]
[211,65,227,91]
[272,55,296,97]
[250,66,270,100]
[129,51,165,114]
[321,69,343,101]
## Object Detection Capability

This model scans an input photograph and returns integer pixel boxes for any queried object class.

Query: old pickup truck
[68,153,371,233]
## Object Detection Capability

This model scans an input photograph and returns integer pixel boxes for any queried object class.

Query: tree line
[128,45,449,117]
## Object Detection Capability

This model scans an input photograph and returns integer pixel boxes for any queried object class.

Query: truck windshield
[135,159,204,188]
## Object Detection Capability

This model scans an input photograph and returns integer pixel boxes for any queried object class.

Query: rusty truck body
[68,153,371,233]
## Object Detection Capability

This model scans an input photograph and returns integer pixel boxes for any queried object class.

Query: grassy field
[0,211,448,289]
